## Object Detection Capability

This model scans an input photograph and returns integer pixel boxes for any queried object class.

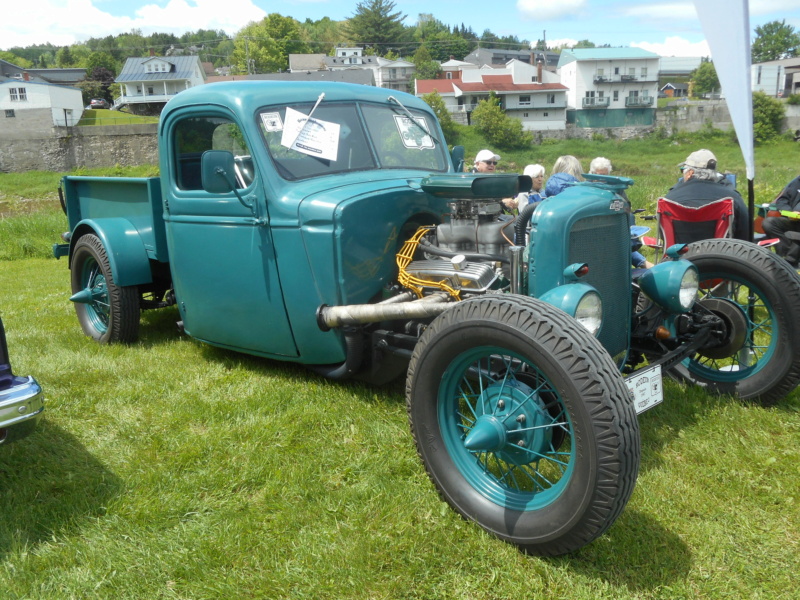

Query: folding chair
[650,197,734,263]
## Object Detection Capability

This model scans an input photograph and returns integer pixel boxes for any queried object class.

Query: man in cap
[664,149,750,241]
[472,149,500,173]
[761,174,800,266]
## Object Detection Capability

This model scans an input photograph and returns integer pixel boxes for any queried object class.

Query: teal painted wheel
[407,296,640,556]
[671,239,800,405]
[439,347,574,512]
[70,234,140,344]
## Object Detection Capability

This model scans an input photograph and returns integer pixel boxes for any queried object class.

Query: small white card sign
[281,107,340,161]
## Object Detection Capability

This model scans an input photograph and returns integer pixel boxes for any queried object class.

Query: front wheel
[70,234,140,343]
[670,239,800,406]
[406,296,640,556]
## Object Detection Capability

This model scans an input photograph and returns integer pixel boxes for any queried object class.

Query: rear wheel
[406,295,640,556]
[670,239,800,405]
[70,234,140,343]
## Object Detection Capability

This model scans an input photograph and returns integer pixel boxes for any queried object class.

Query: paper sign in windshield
[394,115,434,149]
[261,112,283,132]
[281,107,339,161]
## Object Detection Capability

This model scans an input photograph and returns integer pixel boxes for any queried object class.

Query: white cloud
[0,0,266,50]
[622,2,694,20]
[631,36,709,58]
[516,0,587,21]
[544,38,579,49]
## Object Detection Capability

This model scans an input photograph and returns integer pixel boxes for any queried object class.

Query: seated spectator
[589,156,613,175]
[762,174,800,266]
[515,164,547,211]
[664,149,749,241]
[545,155,583,197]
[471,149,500,173]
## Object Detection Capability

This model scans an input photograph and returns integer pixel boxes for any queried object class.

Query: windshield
[258,101,449,181]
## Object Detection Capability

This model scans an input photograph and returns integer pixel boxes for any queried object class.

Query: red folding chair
[650,197,734,262]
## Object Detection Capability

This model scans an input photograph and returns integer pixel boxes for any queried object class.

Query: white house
[324,47,415,91]
[0,78,84,134]
[415,59,568,131]
[558,48,660,128]
[752,62,786,97]
[115,54,206,113]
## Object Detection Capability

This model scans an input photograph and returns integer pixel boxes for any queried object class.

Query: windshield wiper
[387,95,442,146]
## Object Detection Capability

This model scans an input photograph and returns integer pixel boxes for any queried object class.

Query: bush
[471,96,534,150]
[421,90,458,144]
[753,91,786,143]
[786,93,800,106]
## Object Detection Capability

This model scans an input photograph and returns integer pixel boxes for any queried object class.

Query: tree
[231,14,311,74]
[0,51,31,67]
[471,94,533,150]
[421,90,458,143]
[691,61,719,96]
[411,45,441,81]
[345,0,408,53]
[751,19,800,63]
[55,46,74,68]
[752,90,786,143]
[85,51,117,77]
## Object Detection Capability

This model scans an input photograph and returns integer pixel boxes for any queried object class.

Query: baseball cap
[475,149,501,164]
[679,149,717,170]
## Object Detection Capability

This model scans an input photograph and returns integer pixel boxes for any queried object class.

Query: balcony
[582,97,610,109]
[594,75,608,83]
[620,74,638,82]
[625,96,654,107]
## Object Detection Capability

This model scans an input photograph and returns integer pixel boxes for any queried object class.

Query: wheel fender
[69,219,153,286]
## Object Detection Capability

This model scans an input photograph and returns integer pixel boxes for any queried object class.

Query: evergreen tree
[345,0,408,54]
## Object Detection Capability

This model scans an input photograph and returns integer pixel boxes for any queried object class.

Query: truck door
[162,113,298,357]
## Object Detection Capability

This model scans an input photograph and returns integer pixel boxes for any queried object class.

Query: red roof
[416,73,566,95]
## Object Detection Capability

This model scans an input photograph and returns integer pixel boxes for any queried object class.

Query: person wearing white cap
[664,148,750,240]
[472,149,500,173]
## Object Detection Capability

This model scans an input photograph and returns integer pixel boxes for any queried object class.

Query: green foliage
[751,19,800,63]
[421,90,457,143]
[471,96,533,150]
[0,50,31,67]
[411,45,441,81]
[786,93,800,106]
[299,17,346,56]
[753,90,786,143]
[231,14,311,74]
[345,0,409,54]
[690,61,719,96]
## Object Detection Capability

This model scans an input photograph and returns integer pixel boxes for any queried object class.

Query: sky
[1,0,799,58]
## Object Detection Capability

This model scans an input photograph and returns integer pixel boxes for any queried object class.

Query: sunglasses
[482,160,498,165]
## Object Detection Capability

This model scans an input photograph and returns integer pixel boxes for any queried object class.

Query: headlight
[679,267,699,310]
[539,283,603,337]
[638,261,699,314]
[574,291,603,337]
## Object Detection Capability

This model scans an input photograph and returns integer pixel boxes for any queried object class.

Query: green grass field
[1,135,799,599]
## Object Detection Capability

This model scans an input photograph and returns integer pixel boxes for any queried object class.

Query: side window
[173,116,252,191]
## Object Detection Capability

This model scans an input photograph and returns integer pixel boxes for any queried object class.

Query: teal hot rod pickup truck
[52,81,800,556]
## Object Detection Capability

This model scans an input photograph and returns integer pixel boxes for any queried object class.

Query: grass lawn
[78,109,159,127]
[1,135,799,599]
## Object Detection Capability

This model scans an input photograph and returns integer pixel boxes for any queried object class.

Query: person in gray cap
[664,148,749,240]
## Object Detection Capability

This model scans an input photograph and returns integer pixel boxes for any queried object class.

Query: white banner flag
[693,0,754,180]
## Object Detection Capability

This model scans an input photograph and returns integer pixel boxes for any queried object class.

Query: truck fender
[69,219,153,287]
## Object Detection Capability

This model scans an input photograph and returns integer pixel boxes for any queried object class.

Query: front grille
[567,214,631,360]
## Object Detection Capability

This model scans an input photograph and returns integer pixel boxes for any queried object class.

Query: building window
[543,112,549,117]
[597,68,604,76]
[614,67,620,75]
[446,72,452,79]
[546,93,555,104]
[532,75,538,82]
[9,87,27,101]
[5,109,15,117]
[519,95,531,106]
[641,67,648,78]
[629,68,636,77]
[613,90,619,102]
[523,112,529,117]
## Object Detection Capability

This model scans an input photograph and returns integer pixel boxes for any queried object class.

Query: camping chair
[649,197,734,263]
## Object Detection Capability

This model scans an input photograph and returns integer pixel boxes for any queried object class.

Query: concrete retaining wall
[0,123,159,173]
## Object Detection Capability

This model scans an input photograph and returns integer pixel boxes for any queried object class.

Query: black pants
[762,216,800,261]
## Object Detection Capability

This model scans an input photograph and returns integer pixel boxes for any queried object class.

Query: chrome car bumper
[0,376,44,444]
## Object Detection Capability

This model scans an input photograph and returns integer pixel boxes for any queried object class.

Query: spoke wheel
[70,234,140,343]
[407,295,640,556]
[671,239,800,405]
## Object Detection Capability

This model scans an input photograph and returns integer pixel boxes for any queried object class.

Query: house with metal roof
[558,47,660,127]
[115,54,206,114]
[0,59,87,87]
[415,59,568,131]
[463,48,560,72]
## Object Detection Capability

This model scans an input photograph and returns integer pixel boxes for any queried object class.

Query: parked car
[90,98,110,109]
[0,315,44,445]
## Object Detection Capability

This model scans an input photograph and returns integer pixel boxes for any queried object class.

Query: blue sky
[2,0,799,58]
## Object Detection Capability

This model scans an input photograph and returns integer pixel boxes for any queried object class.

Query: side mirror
[451,145,465,172]
[201,150,237,194]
